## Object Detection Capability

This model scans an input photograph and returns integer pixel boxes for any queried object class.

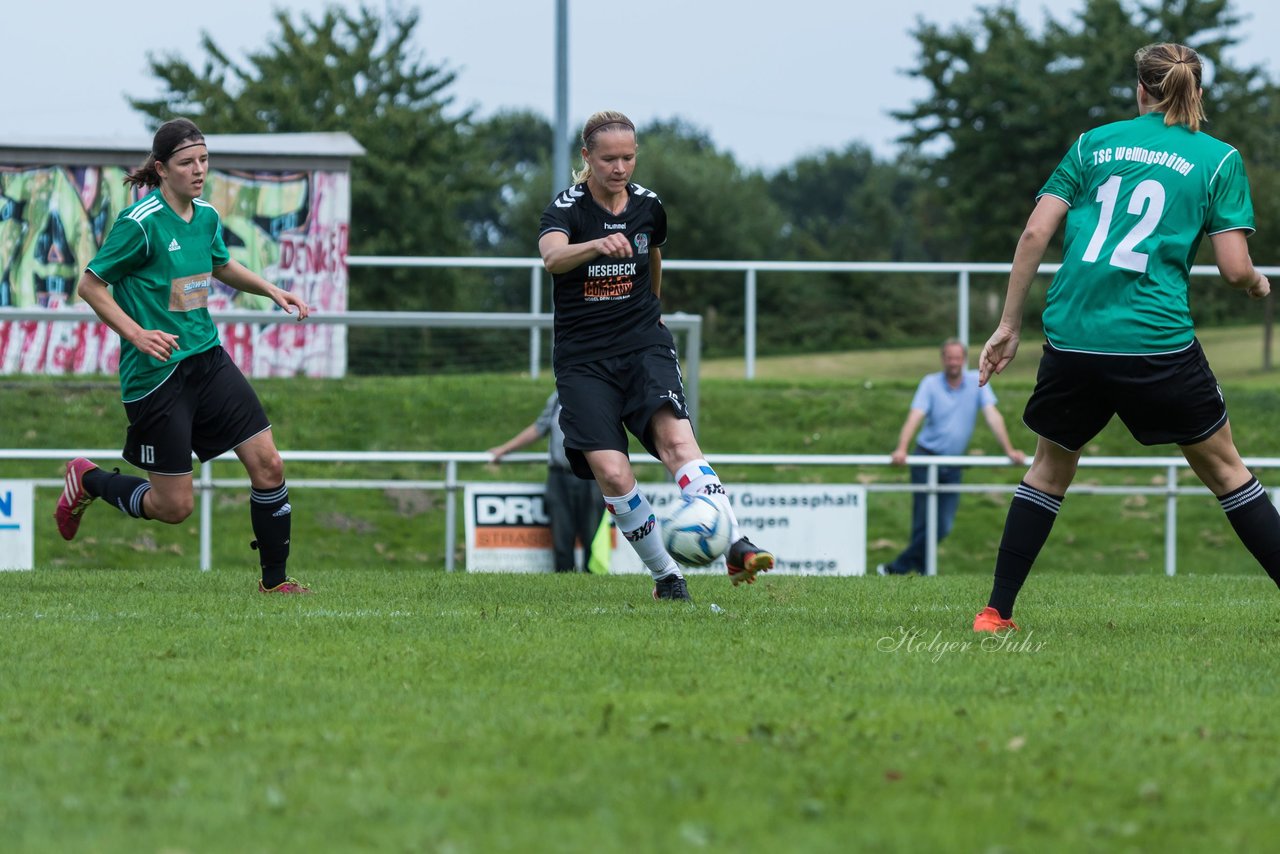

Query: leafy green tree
[131,5,515,371]
[631,120,786,353]
[769,143,926,263]
[896,0,1279,267]
[766,145,952,348]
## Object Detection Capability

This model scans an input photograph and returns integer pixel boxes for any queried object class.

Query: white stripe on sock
[1220,480,1264,514]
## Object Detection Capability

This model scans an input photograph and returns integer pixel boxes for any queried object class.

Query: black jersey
[538,182,671,369]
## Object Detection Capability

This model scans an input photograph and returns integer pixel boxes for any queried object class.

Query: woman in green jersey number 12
[972,43,1275,632]
[55,118,313,594]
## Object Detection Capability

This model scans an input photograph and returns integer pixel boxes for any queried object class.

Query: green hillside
[6,336,1280,578]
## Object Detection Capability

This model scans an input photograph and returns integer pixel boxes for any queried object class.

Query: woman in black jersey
[537,110,773,601]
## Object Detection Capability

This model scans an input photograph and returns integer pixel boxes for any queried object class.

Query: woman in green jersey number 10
[972,43,1275,633]
[55,118,313,594]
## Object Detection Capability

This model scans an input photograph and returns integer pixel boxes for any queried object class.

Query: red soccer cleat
[259,577,313,595]
[973,606,1019,633]
[54,457,99,541]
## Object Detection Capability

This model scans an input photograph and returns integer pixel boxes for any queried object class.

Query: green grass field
[2,571,1278,852]
[4,332,1280,851]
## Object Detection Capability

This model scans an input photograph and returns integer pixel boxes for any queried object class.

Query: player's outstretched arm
[981,196,1068,386]
[1211,230,1271,300]
[213,259,310,320]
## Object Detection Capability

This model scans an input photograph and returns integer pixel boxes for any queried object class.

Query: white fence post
[529,266,542,379]
[1165,464,1179,577]
[445,459,458,572]
[744,267,757,381]
[199,460,214,571]
[925,463,939,576]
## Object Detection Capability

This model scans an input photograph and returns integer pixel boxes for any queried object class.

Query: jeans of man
[884,448,963,575]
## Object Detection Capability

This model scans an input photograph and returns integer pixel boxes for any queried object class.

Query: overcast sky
[6,0,1277,171]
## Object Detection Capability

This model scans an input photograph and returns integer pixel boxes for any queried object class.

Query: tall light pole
[553,0,569,193]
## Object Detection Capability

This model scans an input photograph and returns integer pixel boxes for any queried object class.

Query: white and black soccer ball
[662,494,731,567]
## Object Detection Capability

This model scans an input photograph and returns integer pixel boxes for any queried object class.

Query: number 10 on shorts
[140,445,156,464]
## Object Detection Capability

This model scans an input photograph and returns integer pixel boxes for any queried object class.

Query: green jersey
[87,190,230,400]
[1038,112,1255,354]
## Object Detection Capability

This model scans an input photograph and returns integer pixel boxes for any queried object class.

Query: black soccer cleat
[727,537,774,586]
[652,572,693,602]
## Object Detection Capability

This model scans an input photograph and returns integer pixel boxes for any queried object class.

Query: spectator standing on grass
[877,338,1026,576]
[537,109,774,602]
[973,43,1280,632]
[54,118,312,594]
[489,390,606,573]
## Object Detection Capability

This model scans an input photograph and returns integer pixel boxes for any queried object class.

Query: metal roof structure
[0,132,364,171]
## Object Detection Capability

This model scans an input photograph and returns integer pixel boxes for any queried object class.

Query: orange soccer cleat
[973,606,1018,633]
[259,577,313,595]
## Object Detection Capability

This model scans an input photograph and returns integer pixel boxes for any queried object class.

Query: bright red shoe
[973,606,1018,633]
[54,457,99,541]
[727,537,774,586]
[259,577,313,594]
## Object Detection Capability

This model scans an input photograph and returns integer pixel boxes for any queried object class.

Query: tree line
[131,1,1280,370]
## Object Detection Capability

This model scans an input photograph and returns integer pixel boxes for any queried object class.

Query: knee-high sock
[1219,477,1280,587]
[674,459,741,543]
[604,484,679,580]
[250,483,292,588]
[987,482,1064,619]
[82,467,150,519]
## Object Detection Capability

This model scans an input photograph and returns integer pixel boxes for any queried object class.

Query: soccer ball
[662,494,731,567]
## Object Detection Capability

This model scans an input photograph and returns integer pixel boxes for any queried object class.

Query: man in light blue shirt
[878,339,1026,575]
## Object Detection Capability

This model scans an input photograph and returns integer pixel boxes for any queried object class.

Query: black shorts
[122,346,271,475]
[1023,339,1226,452]
[555,345,690,480]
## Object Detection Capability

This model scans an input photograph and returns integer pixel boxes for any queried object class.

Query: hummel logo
[168,239,181,252]
[273,503,292,517]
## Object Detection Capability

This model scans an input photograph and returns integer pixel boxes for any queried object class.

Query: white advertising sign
[464,482,866,576]
[0,480,35,571]
[464,483,559,573]
[605,483,867,576]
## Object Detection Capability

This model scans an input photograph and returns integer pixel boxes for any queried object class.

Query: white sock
[605,483,680,580]
[674,459,741,543]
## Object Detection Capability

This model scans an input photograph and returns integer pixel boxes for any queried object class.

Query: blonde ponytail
[1135,43,1206,132]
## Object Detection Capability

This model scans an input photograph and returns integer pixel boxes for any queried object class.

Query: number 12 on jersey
[1081,176,1166,274]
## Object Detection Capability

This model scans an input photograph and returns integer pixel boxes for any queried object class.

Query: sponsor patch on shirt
[583,261,636,301]
[169,272,211,312]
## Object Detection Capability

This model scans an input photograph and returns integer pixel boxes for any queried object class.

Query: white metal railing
[7,449,1277,575]
[345,256,1280,379]
[0,308,704,427]
[7,259,1278,381]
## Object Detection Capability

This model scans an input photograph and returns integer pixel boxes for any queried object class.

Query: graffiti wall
[0,164,349,378]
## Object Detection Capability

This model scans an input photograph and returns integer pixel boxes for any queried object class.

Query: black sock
[987,482,1064,619]
[251,483,291,588]
[1219,478,1280,587]
[83,467,151,519]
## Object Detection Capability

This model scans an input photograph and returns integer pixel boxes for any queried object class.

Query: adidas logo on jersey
[168,239,181,252]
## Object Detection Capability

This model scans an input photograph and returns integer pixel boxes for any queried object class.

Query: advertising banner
[464,482,866,576]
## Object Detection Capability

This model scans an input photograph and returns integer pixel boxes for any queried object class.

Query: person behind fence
[972,42,1280,632]
[53,118,312,594]
[489,390,606,573]
[537,108,774,602]
[877,338,1026,576]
